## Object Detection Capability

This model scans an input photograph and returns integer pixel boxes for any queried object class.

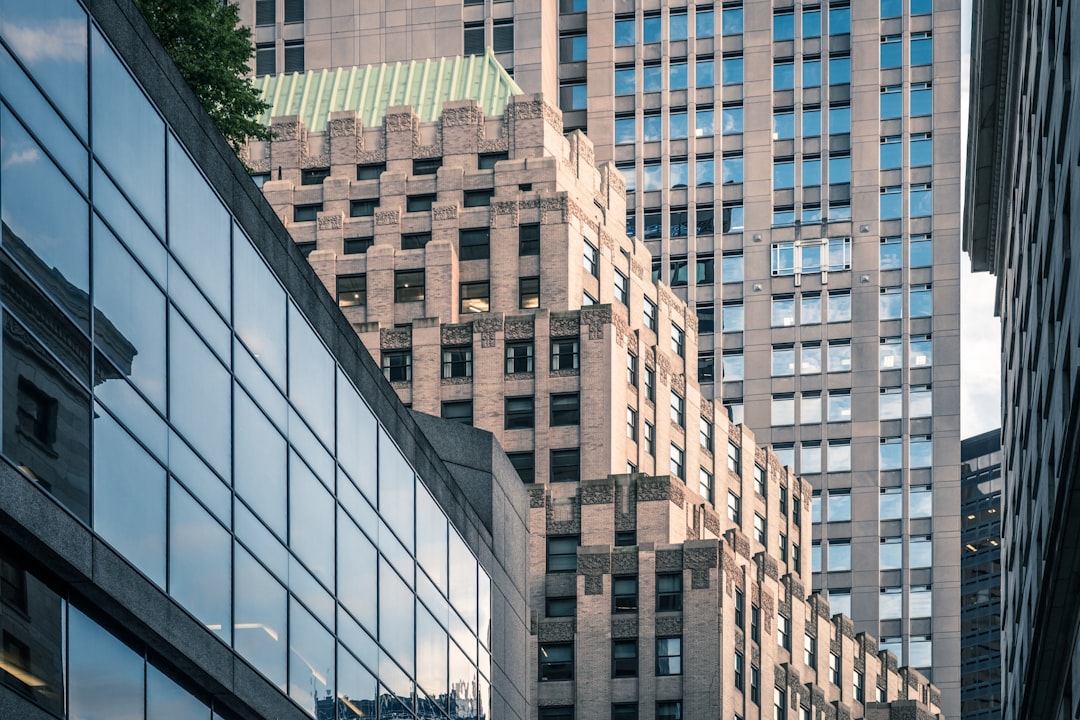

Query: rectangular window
[492,19,514,52]
[509,452,535,483]
[612,639,638,677]
[613,576,638,613]
[656,573,682,612]
[550,448,580,482]
[283,39,304,73]
[804,634,817,667]
[441,346,473,379]
[460,282,490,313]
[395,270,425,302]
[459,228,490,260]
[734,650,745,690]
[657,702,682,720]
[584,242,599,277]
[754,513,766,545]
[519,224,541,256]
[463,189,494,207]
[413,158,442,176]
[520,277,540,309]
[727,441,741,474]
[656,637,682,675]
[255,0,275,26]
[406,194,436,212]
[643,421,655,455]
[728,491,741,525]
[356,162,386,180]
[478,152,507,170]
[506,341,534,373]
[344,237,373,255]
[612,707,638,720]
[401,232,431,250]
[505,396,535,430]
[294,203,322,222]
[283,0,304,23]
[669,444,685,480]
[830,652,841,685]
[550,393,580,426]
[441,400,473,424]
[546,596,576,617]
[539,643,574,681]
[670,393,685,428]
[547,536,578,573]
[627,406,638,440]
[778,614,791,649]
[627,353,638,386]
[644,366,656,401]
[301,167,329,185]
[615,269,629,304]
[751,665,760,704]
[336,274,366,307]
[643,298,658,331]
[551,337,580,371]
[381,350,411,382]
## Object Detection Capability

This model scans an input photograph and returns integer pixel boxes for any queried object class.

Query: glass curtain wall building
[960,430,1001,720]
[0,1,527,720]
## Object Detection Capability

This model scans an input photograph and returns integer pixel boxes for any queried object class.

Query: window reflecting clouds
[235,547,287,689]
[69,607,144,720]
[169,481,231,642]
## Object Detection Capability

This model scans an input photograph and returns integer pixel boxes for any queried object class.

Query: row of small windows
[770,238,852,276]
[539,704,682,720]
[254,0,303,25]
[773,105,851,139]
[463,19,513,56]
[774,156,851,189]
[614,106,742,144]
[774,56,851,90]
[765,336,932,378]
[614,7,725,46]
[812,487,933,524]
[773,6,851,40]
[772,385,932,428]
[812,536,934,572]
[329,224,543,259]
[880,32,934,68]
[336,271,542,313]
[539,636,683,681]
[774,434,933,476]
[614,56,745,94]
[622,156,743,193]
[629,204,744,239]
[382,337,580,383]
[881,184,934,219]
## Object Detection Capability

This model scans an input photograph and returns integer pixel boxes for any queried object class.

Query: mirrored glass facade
[0,2,523,719]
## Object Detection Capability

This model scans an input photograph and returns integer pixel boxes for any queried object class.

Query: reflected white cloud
[0,19,86,63]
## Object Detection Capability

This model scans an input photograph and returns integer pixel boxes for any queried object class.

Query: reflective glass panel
[290,450,335,586]
[0,0,89,138]
[1,106,90,326]
[288,303,335,444]
[235,385,287,536]
[233,234,286,386]
[288,599,334,715]
[234,546,288,688]
[417,604,449,704]
[169,310,231,475]
[169,480,231,642]
[379,558,415,674]
[167,135,230,317]
[69,607,144,720]
[93,409,166,586]
[378,430,415,551]
[91,28,165,233]
[337,508,378,632]
[147,664,208,720]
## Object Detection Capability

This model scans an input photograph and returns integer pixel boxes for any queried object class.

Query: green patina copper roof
[254,49,523,133]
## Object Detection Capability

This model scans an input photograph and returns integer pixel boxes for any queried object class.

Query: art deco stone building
[965,0,1080,718]
[0,2,529,720]
[959,430,1001,720]
[238,1,965,713]
[247,56,945,720]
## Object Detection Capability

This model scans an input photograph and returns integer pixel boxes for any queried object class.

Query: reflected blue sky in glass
[69,607,144,720]
[0,0,88,138]
[93,408,167,587]
[170,481,231,642]
[1,105,89,324]
[147,664,209,720]
[91,27,164,233]
[235,547,287,689]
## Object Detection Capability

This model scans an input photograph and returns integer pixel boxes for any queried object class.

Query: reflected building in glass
[0,1,528,720]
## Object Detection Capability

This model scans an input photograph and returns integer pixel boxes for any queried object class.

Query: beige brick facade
[246,87,941,720]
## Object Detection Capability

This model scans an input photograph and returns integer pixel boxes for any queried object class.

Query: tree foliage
[135,0,271,153]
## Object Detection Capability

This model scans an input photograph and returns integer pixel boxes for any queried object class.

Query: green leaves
[136,0,271,154]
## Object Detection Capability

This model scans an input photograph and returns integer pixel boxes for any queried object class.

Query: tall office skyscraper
[966,0,1080,718]
[960,430,1001,720]
[239,1,963,716]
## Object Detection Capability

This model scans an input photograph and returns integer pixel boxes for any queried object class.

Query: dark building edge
[1,0,530,718]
